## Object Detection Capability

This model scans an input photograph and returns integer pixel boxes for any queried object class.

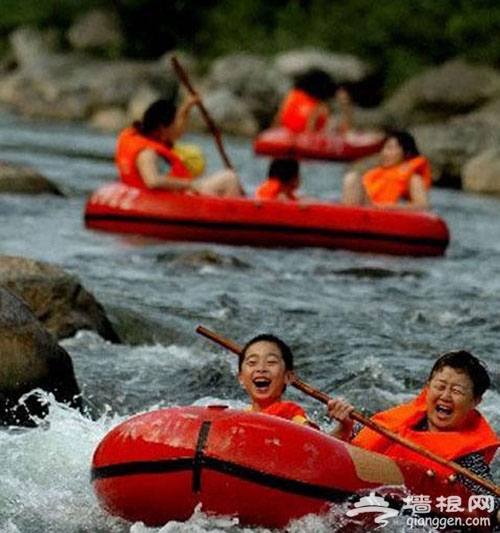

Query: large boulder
[66,9,124,56]
[8,26,59,70]
[0,256,120,342]
[204,53,289,129]
[384,59,500,127]
[89,105,128,132]
[0,286,81,426]
[412,116,500,187]
[0,161,63,195]
[462,148,500,195]
[0,26,178,122]
[189,89,259,137]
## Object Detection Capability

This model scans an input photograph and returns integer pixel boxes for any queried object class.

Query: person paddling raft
[238,333,317,428]
[115,98,244,197]
[327,350,500,525]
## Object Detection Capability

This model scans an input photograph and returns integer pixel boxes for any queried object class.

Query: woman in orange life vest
[238,333,317,428]
[327,350,500,523]
[274,68,353,134]
[255,158,300,201]
[115,97,244,196]
[341,130,431,210]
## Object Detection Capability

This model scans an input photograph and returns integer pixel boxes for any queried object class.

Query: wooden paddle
[171,55,234,171]
[196,324,500,498]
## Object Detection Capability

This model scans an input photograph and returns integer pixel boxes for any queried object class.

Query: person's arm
[335,87,353,134]
[454,452,500,526]
[407,174,430,210]
[172,94,200,140]
[327,397,355,441]
[136,149,196,192]
[305,102,331,132]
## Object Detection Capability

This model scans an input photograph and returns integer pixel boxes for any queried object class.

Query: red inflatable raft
[253,127,385,161]
[91,406,490,530]
[84,183,450,257]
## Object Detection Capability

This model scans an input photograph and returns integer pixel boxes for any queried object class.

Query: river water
[1,112,499,533]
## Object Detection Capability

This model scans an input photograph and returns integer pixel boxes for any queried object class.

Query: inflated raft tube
[91,406,490,529]
[84,183,450,257]
[253,127,385,161]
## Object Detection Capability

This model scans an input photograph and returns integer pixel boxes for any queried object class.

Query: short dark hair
[239,333,294,372]
[428,350,491,398]
[140,99,177,135]
[385,130,420,159]
[294,68,337,100]
[268,158,299,185]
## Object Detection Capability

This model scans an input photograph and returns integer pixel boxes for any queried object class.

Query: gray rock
[460,97,500,128]
[412,118,500,187]
[351,106,392,131]
[0,161,63,195]
[205,53,288,129]
[165,249,249,269]
[384,59,500,126]
[0,256,120,342]
[89,106,128,132]
[0,60,94,120]
[0,33,178,121]
[190,89,259,137]
[0,286,82,426]
[462,148,500,195]
[66,9,124,55]
[9,26,58,69]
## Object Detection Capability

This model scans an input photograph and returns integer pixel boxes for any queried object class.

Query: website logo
[345,492,399,529]
[346,492,493,530]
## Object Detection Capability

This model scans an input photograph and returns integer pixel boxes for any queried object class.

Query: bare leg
[195,170,244,197]
[341,170,366,205]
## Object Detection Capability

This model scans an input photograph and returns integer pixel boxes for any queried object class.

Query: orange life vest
[351,388,500,477]
[255,178,297,201]
[115,127,191,189]
[362,156,432,205]
[279,89,328,133]
[246,401,312,426]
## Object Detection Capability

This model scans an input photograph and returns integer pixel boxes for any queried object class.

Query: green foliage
[1,0,500,94]
[0,0,96,33]
[198,0,500,92]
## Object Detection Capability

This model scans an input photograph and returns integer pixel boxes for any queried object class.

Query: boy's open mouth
[253,377,271,389]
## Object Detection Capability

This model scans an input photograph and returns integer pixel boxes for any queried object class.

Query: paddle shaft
[195,324,500,498]
[171,56,233,170]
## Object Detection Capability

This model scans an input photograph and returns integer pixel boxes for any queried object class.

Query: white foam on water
[1,393,128,533]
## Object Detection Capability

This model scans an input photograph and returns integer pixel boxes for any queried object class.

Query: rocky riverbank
[0,255,120,425]
[2,13,500,194]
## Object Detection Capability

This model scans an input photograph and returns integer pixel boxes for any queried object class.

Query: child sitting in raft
[238,333,317,428]
[255,158,300,201]
[341,130,431,210]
